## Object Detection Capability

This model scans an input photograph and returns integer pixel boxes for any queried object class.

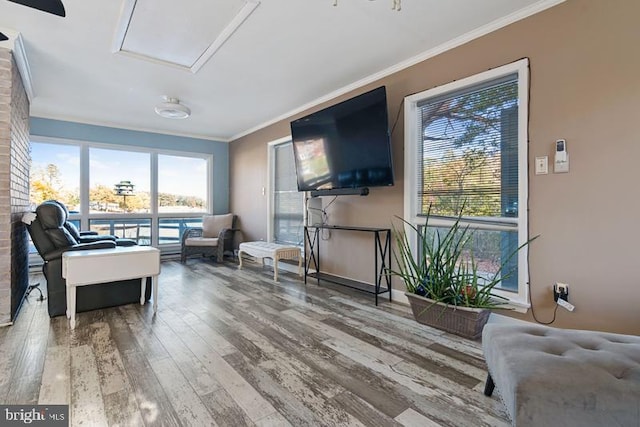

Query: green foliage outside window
[419,80,518,219]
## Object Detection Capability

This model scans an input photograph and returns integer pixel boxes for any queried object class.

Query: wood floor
[0,259,509,426]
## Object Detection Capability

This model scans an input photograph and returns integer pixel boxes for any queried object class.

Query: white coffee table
[238,241,301,281]
[62,246,160,329]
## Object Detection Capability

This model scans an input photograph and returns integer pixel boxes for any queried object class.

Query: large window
[404,59,529,306]
[89,147,151,213]
[30,142,80,209]
[29,139,212,252]
[158,154,208,212]
[268,138,304,246]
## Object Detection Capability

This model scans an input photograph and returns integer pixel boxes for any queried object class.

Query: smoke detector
[155,96,191,119]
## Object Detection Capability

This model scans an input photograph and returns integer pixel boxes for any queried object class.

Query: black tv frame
[290,86,394,195]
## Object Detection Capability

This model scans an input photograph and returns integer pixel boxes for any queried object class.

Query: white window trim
[264,136,307,275]
[30,135,213,251]
[267,136,290,243]
[403,58,530,307]
[266,136,306,247]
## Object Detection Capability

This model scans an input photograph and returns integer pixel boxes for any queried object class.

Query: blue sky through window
[31,142,207,199]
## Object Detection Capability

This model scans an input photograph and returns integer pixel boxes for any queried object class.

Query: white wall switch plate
[535,156,548,175]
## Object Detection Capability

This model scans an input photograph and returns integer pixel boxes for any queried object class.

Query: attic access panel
[112,0,259,73]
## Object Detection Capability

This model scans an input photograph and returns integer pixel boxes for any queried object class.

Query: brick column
[0,47,30,324]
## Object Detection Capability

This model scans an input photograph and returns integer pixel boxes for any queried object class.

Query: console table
[304,225,391,305]
[62,246,160,329]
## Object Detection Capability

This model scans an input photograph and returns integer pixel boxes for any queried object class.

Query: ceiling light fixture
[154,96,191,119]
[332,0,401,11]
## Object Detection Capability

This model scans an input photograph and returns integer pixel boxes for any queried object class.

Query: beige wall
[229,0,640,335]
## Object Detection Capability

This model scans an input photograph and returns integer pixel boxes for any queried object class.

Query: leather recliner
[27,201,151,318]
[45,200,137,246]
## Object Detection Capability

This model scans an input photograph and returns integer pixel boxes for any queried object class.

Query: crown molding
[31,113,230,143]
[229,0,566,142]
[0,30,35,102]
[12,33,35,102]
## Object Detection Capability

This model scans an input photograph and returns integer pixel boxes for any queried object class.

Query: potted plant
[389,207,535,339]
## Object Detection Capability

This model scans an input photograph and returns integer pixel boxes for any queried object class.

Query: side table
[62,246,160,329]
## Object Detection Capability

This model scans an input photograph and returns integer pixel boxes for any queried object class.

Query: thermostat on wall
[554,139,569,173]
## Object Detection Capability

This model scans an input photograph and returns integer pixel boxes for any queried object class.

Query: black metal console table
[304,225,392,305]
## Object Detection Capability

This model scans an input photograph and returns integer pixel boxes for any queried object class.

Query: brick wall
[0,47,30,324]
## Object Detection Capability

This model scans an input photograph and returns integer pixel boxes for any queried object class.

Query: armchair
[181,214,238,263]
[26,202,150,317]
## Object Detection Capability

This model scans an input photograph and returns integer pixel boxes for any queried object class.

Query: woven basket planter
[405,292,490,340]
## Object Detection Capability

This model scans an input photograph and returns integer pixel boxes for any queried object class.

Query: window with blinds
[417,74,518,220]
[272,142,304,246]
[404,59,529,303]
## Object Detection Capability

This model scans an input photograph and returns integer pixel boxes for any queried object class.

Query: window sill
[498,298,530,314]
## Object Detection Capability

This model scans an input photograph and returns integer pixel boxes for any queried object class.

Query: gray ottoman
[482,323,640,426]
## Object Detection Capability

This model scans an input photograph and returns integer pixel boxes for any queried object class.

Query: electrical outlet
[553,283,569,302]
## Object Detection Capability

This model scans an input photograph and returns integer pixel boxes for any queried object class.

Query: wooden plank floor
[2,259,509,426]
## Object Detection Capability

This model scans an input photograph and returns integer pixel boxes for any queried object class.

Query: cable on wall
[523,56,556,325]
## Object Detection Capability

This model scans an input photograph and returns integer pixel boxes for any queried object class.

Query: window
[268,138,304,246]
[89,147,151,213]
[404,59,529,306]
[29,138,212,254]
[158,154,208,213]
[29,142,80,209]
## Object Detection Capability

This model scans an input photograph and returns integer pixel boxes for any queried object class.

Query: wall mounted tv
[290,86,394,196]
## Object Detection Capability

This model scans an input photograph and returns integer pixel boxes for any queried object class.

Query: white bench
[237,241,302,281]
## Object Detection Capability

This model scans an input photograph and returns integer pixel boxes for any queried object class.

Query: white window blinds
[417,73,519,222]
[273,142,304,245]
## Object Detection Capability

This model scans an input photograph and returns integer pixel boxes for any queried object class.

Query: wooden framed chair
[180,214,238,263]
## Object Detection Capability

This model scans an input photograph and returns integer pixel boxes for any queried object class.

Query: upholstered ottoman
[482,323,640,426]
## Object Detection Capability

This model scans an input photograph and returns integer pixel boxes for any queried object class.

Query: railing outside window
[89,218,152,245]
[158,217,203,245]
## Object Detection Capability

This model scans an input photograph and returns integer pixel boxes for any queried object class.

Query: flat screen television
[290,86,394,194]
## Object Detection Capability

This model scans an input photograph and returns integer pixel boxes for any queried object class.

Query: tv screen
[290,86,394,193]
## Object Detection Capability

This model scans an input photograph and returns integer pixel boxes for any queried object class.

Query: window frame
[267,136,305,247]
[30,136,213,252]
[403,59,530,307]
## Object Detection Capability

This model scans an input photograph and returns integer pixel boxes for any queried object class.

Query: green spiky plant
[389,205,536,309]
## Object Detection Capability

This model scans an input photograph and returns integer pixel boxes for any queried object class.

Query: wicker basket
[405,292,490,340]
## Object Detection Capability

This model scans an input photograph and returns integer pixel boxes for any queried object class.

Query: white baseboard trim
[0,321,13,328]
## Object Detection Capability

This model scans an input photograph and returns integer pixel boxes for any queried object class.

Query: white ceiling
[0,0,560,142]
